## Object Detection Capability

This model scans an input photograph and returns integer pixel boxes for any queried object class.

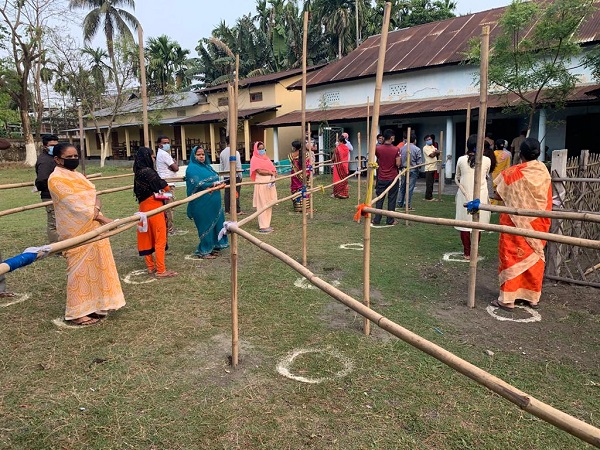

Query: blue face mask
[161,143,171,152]
[258,149,266,156]
[426,140,433,146]
[47,146,54,155]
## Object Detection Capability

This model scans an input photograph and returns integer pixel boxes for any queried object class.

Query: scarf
[133,147,167,203]
[249,141,276,181]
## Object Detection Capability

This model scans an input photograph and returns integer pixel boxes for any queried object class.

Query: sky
[67,0,512,54]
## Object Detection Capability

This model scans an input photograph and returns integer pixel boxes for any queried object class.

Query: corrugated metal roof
[63,117,182,132]
[175,105,280,124]
[294,1,600,89]
[92,92,202,117]
[259,84,600,127]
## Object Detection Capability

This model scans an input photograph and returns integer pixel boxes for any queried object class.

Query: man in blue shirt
[398,132,423,211]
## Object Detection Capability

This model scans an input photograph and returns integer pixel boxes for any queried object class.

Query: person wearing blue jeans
[398,133,423,210]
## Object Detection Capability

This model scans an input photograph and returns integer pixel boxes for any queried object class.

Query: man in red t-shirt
[373,129,400,225]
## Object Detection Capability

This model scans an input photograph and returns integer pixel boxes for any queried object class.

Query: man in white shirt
[155,135,179,234]
[219,136,244,215]
[342,132,353,161]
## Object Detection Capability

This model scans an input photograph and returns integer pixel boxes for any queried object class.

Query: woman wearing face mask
[332,135,350,199]
[133,147,177,277]
[186,146,229,258]
[423,135,440,201]
[48,143,125,326]
[250,141,277,233]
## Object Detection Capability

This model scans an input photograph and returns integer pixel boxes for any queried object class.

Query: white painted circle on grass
[185,254,202,261]
[443,252,485,263]
[122,269,157,285]
[276,348,354,384]
[370,223,395,229]
[52,317,89,330]
[169,229,189,236]
[486,305,542,323]
[0,293,30,308]
[339,243,364,251]
[294,277,341,290]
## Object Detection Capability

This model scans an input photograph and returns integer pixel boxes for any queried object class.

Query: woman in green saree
[186,146,229,259]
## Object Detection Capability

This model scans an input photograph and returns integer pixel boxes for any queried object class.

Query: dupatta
[249,141,276,181]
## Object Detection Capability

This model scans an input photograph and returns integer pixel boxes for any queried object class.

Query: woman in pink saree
[250,141,278,233]
[332,135,350,199]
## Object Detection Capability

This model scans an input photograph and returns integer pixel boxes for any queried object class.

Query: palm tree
[81,47,109,92]
[68,0,139,94]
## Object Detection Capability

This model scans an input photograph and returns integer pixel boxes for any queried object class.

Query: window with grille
[323,91,341,106]
[389,83,407,97]
[177,109,187,117]
[218,97,228,106]
[250,92,263,102]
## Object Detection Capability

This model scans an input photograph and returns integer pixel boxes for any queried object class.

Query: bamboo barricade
[0,172,106,190]
[230,60,240,369]
[0,184,226,277]
[363,2,392,336]
[473,203,600,224]
[552,177,600,183]
[300,11,309,267]
[362,207,600,250]
[223,222,600,448]
[465,102,471,150]
[357,131,362,206]
[438,130,444,201]
[369,161,429,207]
[468,25,490,309]
[404,126,412,226]
[138,26,150,147]
[0,185,134,218]
[308,122,314,219]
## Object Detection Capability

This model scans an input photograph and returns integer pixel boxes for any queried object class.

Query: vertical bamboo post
[78,104,86,175]
[138,25,150,148]
[438,130,444,201]
[308,121,314,219]
[363,2,392,336]
[468,26,490,309]
[465,102,471,154]
[229,67,240,366]
[366,97,370,150]
[404,126,412,226]
[300,11,309,267]
[357,131,362,205]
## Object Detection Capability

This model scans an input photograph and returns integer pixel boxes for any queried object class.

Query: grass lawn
[0,163,598,449]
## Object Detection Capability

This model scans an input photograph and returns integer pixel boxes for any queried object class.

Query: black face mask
[63,158,80,171]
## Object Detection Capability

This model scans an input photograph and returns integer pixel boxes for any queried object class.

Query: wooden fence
[546,150,600,287]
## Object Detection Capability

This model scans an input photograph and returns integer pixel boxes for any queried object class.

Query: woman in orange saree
[49,143,125,326]
[491,138,552,311]
[332,135,350,199]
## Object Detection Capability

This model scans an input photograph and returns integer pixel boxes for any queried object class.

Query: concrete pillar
[273,127,279,162]
[209,123,216,162]
[445,116,454,179]
[244,119,250,162]
[181,125,187,161]
[125,128,131,158]
[538,108,547,162]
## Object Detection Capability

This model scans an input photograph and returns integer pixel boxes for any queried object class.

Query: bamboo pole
[465,102,471,152]
[301,11,309,267]
[0,185,133,218]
[468,26,490,309]
[404,126,412,226]
[361,207,600,250]
[226,223,600,449]
[366,97,370,151]
[230,63,240,368]
[138,25,150,148]
[308,121,314,219]
[363,2,392,336]
[357,131,362,205]
[78,104,86,175]
[438,130,444,201]
[0,172,109,190]
[475,203,600,224]
[552,177,600,183]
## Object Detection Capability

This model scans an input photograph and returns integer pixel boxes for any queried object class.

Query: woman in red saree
[491,138,552,310]
[332,135,350,199]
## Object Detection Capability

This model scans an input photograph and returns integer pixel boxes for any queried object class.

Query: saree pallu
[495,160,552,305]
[333,144,349,198]
[490,150,511,205]
[186,159,228,257]
[290,153,311,212]
[48,167,125,320]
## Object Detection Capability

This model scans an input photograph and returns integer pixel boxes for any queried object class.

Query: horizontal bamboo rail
[362,207,600,250]
[0,172,104,190]
[228,223,600,448]
[552,178,600,183]
[474,203,600,224]
[0,185,134,218]
[545,274,600,289]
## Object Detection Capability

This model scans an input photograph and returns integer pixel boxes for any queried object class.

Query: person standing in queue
[35,134,59,243]
[155,135,179,235]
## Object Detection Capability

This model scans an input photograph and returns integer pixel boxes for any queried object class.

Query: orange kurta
[49,167,125,320]
[495,160,552,306]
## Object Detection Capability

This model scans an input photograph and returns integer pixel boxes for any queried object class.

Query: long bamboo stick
[465,102,471,152]
[357,131,362,205]
[552,177,600,183]
[404,126,412,226]
[227,223,600,449]
[475,203,600,223]
[301,11,309,267]
[138,25,150,148]
[362,207,600,250]
[363,2,392,336]
[230,62,240,369]
[438,130,444,201]
[308,121,314,219]
[468,26,490,309]
[0,172,110,190]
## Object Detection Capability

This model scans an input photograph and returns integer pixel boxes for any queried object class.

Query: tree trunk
[20,103,37,166]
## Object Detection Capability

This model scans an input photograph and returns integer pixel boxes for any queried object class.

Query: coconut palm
[81,47,109,92]
[68,0,139,94]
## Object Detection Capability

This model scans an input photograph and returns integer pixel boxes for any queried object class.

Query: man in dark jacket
[35,134,59,243]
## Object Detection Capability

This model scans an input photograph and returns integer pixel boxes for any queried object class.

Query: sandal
[69,316,100,326]
[156,270,178,278]
[515,299,539,310]
[147,269,156,275]
[490,299,513,312]
[89,312,108,320]
[0,292,16,298]
[258,227,274,234]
